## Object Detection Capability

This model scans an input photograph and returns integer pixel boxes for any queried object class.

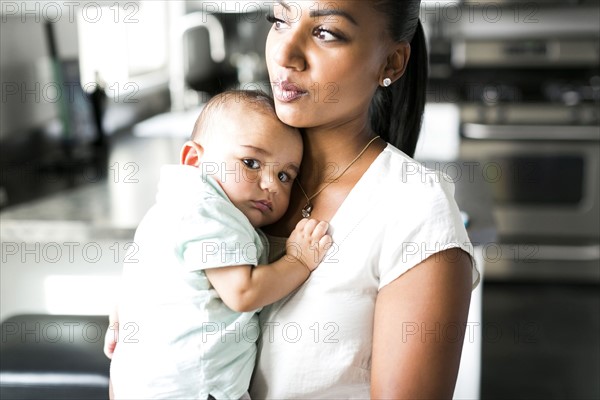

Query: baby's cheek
[242,168,260,183]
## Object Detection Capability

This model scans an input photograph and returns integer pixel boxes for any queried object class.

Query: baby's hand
[286,219,333,272]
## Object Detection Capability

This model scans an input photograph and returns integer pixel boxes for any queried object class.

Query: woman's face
[266,1,392,129]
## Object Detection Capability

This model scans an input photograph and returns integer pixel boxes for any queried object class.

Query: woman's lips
[273,80,308,103]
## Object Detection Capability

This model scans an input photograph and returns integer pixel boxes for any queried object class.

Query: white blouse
[250,144,479,399]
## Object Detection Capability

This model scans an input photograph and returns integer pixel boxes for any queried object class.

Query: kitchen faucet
[169,11,226,112]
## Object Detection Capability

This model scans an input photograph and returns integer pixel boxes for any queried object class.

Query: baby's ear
[180,141,204,166]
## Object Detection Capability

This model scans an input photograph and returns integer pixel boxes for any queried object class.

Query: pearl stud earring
[383,78,392,87]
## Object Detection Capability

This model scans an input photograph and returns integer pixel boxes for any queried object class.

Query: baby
[109,90,332,399]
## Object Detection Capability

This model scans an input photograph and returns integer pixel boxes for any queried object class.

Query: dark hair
[369,1,428,158]
[191,89,279,141]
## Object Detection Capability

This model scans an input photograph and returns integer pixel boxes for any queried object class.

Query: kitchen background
[1,1,598,399]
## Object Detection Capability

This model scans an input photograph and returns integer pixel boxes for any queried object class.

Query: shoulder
[375,144,457,209]
[370,146,477,290]
[156,165,234,210]
[155,165,255,236]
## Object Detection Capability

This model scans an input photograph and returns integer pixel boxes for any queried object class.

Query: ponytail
[369,17,429,158]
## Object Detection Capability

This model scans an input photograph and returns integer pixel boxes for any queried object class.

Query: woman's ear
[380,41,411,85]
[180,141,204,166]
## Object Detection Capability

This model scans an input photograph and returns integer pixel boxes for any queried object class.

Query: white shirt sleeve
[377,173,479,290]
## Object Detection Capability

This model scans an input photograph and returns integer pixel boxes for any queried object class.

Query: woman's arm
[371,247,473,399]
[205,219,332,312]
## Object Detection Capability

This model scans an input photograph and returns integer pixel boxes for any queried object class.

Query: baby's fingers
[294,217,308,232]
[318,234,333,250]
[310,221,330,240]
[310,234,333,268]
[301,218,319,235]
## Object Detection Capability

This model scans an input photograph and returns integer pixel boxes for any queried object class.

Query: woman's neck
[298,121,379,191]
[263,119,386,237]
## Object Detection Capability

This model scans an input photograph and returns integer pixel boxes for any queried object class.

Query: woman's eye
[314,28,338,42]
[242,159,260,169]
[266,14,285,29]
[278,172,291,183]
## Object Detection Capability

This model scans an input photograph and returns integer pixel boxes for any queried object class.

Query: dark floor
[480,282,600,400]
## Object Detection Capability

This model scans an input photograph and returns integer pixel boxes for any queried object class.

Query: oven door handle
[502,244,600,262]
[463,123,600,141]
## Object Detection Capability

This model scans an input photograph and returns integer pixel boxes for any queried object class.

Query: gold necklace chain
[296,136,380,218]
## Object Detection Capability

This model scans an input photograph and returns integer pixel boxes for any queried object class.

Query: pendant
[301,202,313,218]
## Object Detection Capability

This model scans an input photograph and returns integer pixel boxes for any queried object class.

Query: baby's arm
[204,219,332,312]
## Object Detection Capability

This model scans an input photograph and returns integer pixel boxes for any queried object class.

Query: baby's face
[200,107,302,228]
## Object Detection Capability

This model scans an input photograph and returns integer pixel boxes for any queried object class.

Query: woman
[107,1,479,398]
[252,1,478,398]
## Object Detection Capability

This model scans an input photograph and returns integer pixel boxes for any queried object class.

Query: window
[77,1,168,97]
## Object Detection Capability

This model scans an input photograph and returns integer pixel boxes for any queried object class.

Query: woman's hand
[371,248,473,399]
[285,218,333,272]
[103,305,119,359]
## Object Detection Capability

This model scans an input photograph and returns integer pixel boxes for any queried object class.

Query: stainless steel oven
[461,122,599,239]
[428,1,600,281]
[460,120,600,281]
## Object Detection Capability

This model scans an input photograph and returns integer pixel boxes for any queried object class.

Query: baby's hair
[191,90,280,143]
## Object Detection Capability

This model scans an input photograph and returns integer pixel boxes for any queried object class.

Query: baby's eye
[278,171,291,183]
[242,159,260,169]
